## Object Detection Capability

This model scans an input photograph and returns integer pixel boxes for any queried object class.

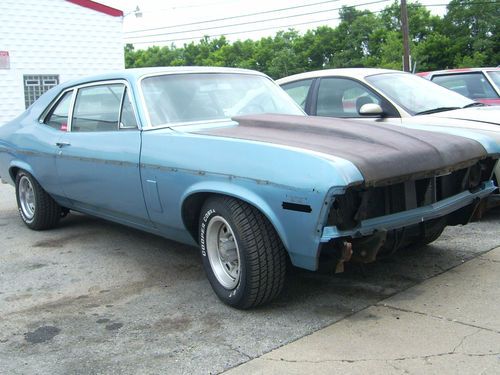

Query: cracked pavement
[227,246,500,374]
[0,182,499,374]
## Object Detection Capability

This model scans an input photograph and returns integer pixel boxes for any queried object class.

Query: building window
[23,75,60,108]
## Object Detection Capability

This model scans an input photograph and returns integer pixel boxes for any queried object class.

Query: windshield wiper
[463,102,486,108]
[415,107,460,115]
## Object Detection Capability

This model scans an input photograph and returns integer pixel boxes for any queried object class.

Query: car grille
[328,157,497,230]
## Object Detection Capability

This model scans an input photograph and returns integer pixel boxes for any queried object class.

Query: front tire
[415,218,446,246]
[199,196,286,309]
[15,170,61,230]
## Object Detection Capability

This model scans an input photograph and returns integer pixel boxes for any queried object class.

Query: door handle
[56,142,71,148]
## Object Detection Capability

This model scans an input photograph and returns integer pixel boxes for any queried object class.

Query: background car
[1,67,498,308]
[417,68,500,105]
[277,68,500,193]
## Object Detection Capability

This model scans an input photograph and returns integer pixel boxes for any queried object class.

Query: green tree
[328,7,384,68]
[299,26,336,70]
[442,0,499,67]
[265,30,306,78]
[123,0,498,75]
[124,43,136,67]
[379,1,445,70]
[414,33,454,70]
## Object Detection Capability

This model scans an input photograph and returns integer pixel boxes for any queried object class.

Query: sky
[98,0,451,48]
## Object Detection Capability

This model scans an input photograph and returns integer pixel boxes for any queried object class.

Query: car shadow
[44,210,500,314]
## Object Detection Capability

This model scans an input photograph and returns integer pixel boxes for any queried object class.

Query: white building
[0,0,124,125]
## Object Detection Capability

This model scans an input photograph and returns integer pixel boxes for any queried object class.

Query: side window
[44,90,73,131]
[120,88,138,129]
[317,78,382,117]
[281,79,313,110]
[72,84,125,132]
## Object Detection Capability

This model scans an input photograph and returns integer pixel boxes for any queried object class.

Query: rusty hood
[196,114,488,186]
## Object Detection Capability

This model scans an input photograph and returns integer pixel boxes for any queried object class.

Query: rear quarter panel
[0,97,67,200]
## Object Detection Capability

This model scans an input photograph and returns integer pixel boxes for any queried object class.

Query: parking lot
[1,182,499,374]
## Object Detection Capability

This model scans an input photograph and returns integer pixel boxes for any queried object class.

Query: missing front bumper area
[318,157,497,273]
[328,158,497,231]
[320,201,480,273]
[321,181,495,243]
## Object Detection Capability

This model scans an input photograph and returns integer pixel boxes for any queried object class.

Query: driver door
[55,81,150,228]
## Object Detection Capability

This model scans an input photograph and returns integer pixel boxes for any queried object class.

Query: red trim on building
[66,0,123,17]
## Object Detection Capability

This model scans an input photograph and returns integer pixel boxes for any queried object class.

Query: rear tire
[15,170,61,230]
[199,196,287,309]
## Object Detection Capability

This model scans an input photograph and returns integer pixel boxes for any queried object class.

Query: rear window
[432,72,499,99]
[486,71,500,88]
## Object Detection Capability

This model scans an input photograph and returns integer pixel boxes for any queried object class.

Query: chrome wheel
[18,175,35,220]
[200,197,287,308]
[206,215,241,289]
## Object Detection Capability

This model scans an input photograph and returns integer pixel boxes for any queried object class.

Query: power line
[126,5,391,45]
[125,0,344,34]
[423,0,499,5]
[127,4,389,46]
[125,0,390,40]
[126,0,500,46]
[163,0,239,11]
[133,0,242,14]
[127,17,342,45]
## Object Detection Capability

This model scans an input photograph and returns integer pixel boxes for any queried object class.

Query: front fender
[181,180,291,251]
[179,176,336,270]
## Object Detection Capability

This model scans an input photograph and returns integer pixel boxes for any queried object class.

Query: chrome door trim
[41,79,141,132]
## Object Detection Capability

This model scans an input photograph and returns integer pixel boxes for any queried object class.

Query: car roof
[276,68,404,84]
[418,67,500,77]
[58,66,267,89]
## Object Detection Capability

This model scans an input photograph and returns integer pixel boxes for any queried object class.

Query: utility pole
[401,0,411,72]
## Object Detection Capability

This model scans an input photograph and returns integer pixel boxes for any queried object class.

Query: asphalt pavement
[0,183,499,374]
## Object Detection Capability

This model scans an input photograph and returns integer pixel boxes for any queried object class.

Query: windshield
[141,73,304,126]
[486,71,500,89]
[365,72,474,115]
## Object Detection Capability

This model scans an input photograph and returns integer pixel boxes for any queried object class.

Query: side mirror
[359,103,384,116]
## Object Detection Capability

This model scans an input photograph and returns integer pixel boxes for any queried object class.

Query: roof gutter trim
[66,0,123,17]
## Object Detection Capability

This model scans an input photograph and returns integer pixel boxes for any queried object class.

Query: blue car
[0,67,498,308]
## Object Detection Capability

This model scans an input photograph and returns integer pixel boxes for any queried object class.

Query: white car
[277,68,500,191]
